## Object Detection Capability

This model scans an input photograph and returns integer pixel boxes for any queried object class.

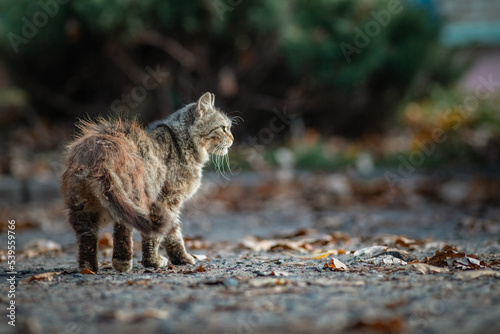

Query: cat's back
[61,118,152,204]
[65,118,146,167]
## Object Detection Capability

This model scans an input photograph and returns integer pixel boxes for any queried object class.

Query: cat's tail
[92,169,165,236]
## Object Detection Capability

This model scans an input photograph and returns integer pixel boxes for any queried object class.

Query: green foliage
[0,0,460,137]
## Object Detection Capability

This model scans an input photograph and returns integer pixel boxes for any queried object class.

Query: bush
[0,0,460,138]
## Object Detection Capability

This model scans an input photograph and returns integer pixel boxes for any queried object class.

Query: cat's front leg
[163,223,195,265]
[141,234,169,268]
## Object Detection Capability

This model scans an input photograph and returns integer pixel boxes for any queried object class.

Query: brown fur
[61,93,234,272]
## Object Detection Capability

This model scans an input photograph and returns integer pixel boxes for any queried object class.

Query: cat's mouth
[212,146,229,156]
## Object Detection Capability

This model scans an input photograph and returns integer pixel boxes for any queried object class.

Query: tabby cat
[61,93,234,272]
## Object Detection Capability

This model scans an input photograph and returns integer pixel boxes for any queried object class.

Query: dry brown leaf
[79,268,96,275]
[324,258,347,271]
[427,245,464,267]
[268,271,289,277]
[456,270,500,280]
[489,259,500,267]
[192,254,209,261]
[21,239,62,259]
[283,250,340,260]
[395,237,417,248]
[184,236,210,250]
[113,309,169,322]
[412,263,449,274]
[23,271,62,283]
[248,278,290,287]
[426,245,487,270]
[98,232,113,250]
[385,299,408,310]
[127,279,150,286]
[351,317,404,333]
[184,265,206,274]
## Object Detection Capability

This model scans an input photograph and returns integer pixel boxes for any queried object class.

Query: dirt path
[1,171,500,334]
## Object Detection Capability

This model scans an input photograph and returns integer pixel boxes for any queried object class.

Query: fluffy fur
[61,93,234,272]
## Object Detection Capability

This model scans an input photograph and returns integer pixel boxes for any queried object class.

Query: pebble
[222,278,238,287]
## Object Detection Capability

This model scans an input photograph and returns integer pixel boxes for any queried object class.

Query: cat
[60,92,234,272]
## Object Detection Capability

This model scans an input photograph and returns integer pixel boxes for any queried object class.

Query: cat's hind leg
[112,222,133,272]
[69,205,99,272]
[141,234,168,268]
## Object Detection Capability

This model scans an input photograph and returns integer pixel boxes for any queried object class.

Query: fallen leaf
[427,245,486,270]
[22,239,62,259]
[184,236,210,250]
[412,263,449,274]
[283,250,341,260]
[127,279,150,286]
[192,254,209,261]
[385,299,408,309]
[489,259,500,267]
[395,237,416,248]
[79,268,96,275]
[112,309,169,322]
[23,271,62,283]
[184,265,206,274]
[427,245,464,267]
[351,317,404,333]
[248,278,290,287]
[324,258,347,271]
[268,271,289,277]
[456,270,500,280]
[98,232,113,250]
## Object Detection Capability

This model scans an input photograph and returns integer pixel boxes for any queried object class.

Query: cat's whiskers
[212,142,232,180]
[212,143,226,177]
[224,146,232,175]
[230,115,244,126]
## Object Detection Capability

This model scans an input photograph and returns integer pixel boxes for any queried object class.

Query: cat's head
[189,92,234,156]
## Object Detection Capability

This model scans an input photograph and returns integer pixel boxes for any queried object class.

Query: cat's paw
[112,258,133,272]
[170,253,195,265]
[142,255,169,269]
[157,255,169,267]
[79,260,99,273]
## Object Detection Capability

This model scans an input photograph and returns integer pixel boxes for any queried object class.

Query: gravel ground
[1,171,500,334]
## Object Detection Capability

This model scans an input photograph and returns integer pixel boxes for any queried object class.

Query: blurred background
[0,0,499,229]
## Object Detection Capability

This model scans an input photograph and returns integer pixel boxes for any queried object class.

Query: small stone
[222,278,238,287]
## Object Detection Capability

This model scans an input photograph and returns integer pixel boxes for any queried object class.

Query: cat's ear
[196,92,213,118]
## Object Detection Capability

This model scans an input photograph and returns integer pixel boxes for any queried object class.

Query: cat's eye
[220,125,226,132]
